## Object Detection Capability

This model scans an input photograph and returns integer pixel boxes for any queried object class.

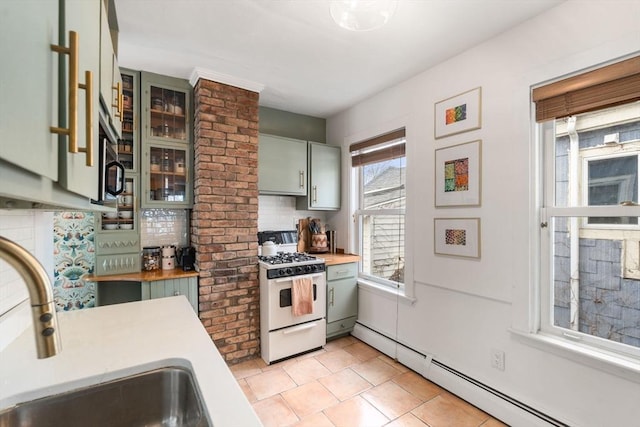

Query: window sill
[510,328,640,383]
[357,278,416,306]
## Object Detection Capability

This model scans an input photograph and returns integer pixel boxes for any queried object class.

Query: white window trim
[346,119,414,300]
[354,169,405,291]
[512,111,640,382]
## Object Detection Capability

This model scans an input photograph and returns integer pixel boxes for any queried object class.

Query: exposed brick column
[191,79,260,364]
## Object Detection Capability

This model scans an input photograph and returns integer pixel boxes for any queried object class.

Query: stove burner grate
[258,252,318,265]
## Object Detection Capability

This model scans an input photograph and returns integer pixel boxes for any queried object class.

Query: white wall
[327,1,640,425]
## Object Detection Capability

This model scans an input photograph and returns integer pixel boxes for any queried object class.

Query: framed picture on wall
[434,87,482,139]
[435,140,481,207]
[434,218,481,258]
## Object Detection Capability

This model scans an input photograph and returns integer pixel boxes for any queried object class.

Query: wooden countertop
[84,268,199,282]
[318,253,361,266]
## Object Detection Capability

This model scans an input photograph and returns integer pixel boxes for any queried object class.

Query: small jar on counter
[142,246,161,271]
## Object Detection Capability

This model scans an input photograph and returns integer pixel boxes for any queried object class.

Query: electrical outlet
[491,349,505,371]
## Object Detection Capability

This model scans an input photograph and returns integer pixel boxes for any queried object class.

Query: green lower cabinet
[95,253,141,276]
[326,263,358,339]
[141,277,198,313]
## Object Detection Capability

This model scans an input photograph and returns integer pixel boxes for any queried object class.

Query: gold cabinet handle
[50,31,93,167]
[50,31,79,153]
[330,287,335,306]
[299,170,305,188]
[77,70,94,167]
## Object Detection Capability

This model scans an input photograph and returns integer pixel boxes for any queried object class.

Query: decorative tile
[53,212,95,311]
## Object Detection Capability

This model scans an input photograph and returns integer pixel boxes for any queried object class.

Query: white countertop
[0,296,262,426]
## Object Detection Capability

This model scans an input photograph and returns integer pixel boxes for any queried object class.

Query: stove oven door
[268,272,326,330]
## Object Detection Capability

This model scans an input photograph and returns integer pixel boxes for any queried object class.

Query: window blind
[532,55,640,122]
[350,128,406,167]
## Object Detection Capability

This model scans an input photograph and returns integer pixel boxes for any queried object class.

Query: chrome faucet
[0,236,61,358]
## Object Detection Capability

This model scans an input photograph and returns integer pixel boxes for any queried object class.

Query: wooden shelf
[150,109,185,119]
[149,170,185,177]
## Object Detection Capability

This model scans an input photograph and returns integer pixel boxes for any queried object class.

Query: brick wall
[191,78,260,363]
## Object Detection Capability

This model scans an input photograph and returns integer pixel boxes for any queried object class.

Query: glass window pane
[587,156,638,224]
[363,157,405,210]
[551,217,640,349]
[361,214,404,283]
[358,154,406,286]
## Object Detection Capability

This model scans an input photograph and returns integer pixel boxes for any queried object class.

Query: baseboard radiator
[352,323,568,427]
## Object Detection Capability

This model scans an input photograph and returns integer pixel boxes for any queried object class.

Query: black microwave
[96,137,125,204]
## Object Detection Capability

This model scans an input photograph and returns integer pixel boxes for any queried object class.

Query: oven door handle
[283,321,318,335]
[274,273,324,283]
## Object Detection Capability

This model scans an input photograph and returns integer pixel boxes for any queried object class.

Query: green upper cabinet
[61,0,101,200]
[99,0,122,140]
[118,69,139,173]
[0,0,59,183]
[297,142,341,210]
[258,134,308,196]
[141,72,191,145]
[0,0,112,209]
[141,141,192,208]
[140,72,193,208]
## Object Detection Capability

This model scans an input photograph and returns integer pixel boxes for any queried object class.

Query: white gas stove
[257,231,327,364]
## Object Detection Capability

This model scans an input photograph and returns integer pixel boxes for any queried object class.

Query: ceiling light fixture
[330,0,399,32]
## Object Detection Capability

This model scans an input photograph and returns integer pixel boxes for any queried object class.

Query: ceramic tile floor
[230,336,508,427]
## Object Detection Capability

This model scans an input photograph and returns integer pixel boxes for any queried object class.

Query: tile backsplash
[0,210,52,351]
[140,209,189,247]
[258,195,327,232]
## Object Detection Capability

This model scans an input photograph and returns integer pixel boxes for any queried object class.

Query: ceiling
[115,0,564,119]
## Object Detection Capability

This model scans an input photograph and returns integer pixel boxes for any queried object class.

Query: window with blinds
[535,55,640,358]
[351,129,406,288]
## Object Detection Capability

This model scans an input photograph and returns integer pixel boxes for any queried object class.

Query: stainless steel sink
[0,366,211,427]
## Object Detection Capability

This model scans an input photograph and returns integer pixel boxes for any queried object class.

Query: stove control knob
[295,266,303,274]
[304,265,311,273]
[285,268,293,276]
[310,264,317,272]
[278,269,286,277]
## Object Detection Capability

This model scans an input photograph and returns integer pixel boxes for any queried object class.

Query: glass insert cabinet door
[98,175,137,232]
[119,70,138,172]
[142,144,191,207]
[143,78,190,144]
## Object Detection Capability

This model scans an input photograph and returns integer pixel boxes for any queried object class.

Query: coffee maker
[177,246,196,271]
